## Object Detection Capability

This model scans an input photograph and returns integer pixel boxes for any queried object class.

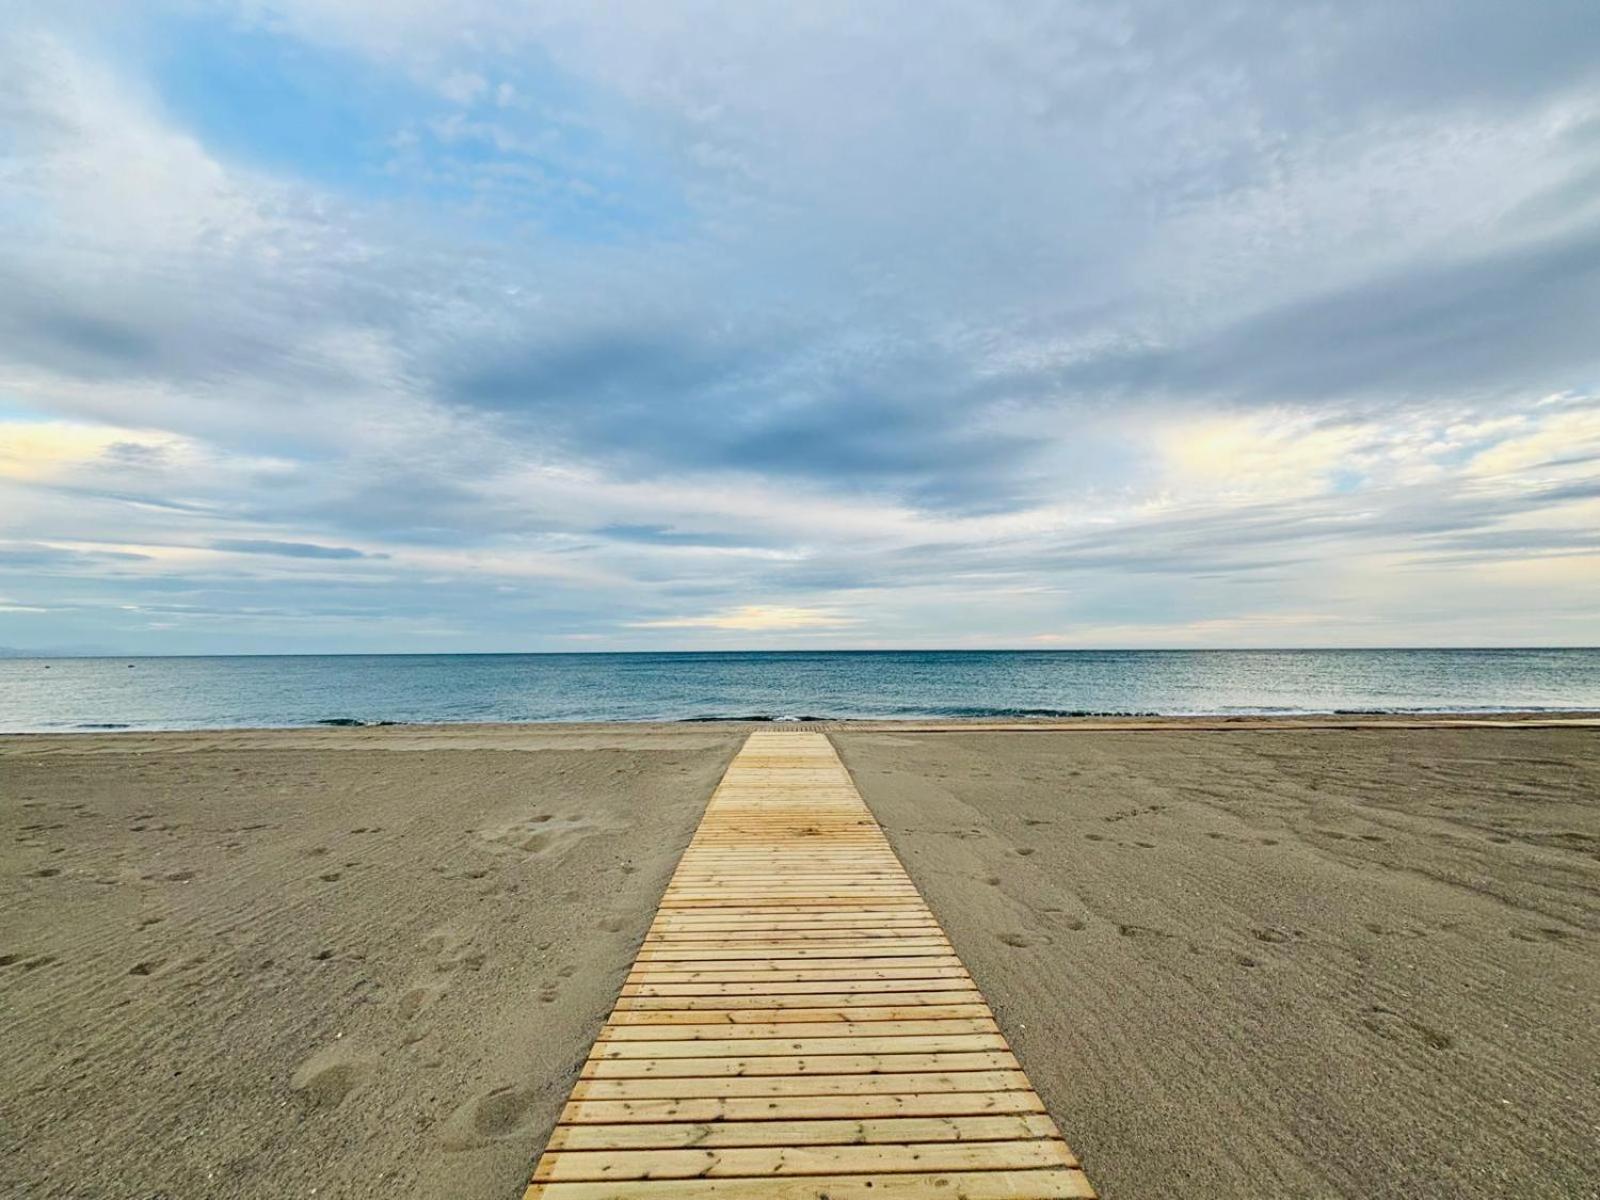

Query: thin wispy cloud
[1,2,1597,652]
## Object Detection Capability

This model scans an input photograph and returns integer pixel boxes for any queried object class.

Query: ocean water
[0,649,1597,732]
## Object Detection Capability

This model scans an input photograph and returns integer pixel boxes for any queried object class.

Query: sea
[0,648,1597,733]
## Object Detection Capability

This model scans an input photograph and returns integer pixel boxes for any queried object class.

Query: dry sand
[4,721,1598,1200]
[0,725,741,1200]
[834,726,1600,1199]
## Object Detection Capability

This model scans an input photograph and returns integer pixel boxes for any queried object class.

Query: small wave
[315,717,368,727]
[919,706,1164,719]
[74,722,130,730]
[679,713,832,723]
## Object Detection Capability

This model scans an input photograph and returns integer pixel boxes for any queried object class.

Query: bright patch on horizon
[630,606,858,632]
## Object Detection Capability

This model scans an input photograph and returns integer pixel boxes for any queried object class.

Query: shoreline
[4,708,1600,740]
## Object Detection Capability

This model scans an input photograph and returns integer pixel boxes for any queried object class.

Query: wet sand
[835,726,1600,1199]
[4,721,1598,1199]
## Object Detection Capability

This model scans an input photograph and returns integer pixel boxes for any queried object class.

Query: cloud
[209,539,388,560]
[0,5,1597,651]
[0,419,188,482]
[630,606,858,631]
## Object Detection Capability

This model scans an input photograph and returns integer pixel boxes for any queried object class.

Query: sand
[0,725,742,1200]
[834,726,1600,1199]
[4,721,1598,1200]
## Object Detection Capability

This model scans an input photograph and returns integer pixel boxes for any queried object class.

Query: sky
[1,1,1598,654]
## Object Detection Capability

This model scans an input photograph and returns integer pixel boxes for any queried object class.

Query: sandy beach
[836,725,1600,1198]
[0,725,743,1199]
[4,720,1598,1199]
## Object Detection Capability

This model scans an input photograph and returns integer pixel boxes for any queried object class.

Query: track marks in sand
[390,927,493,1048]
[0,733,749,1200]
[441,1082,548,1151]
[482,812,616,859]
[291,1047,375,1110]
[0,952,56,971]
[1360,1005,1454,1052]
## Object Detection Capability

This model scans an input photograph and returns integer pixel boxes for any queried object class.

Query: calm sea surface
[1,649,1597,732]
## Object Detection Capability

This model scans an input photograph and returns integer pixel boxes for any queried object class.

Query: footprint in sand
[425,929,486,973]
[398,983,443,1020]
[397,983,446,1041]
[1118,923,1171,940]
[1511,926,1573,944]
[291,1049,374,1109]
[1251,928,1292,944]
[484,814,599,857]
[1361,1005,1453,1050]
[1014,847,1036,857]
[128,959,165,976]
[441,1084,538,1149]
[998,932,1032,948]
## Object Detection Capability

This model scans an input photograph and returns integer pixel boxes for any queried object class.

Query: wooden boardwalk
[525,730,1095,1199]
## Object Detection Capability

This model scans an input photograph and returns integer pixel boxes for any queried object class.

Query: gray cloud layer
[1,1,1598,650]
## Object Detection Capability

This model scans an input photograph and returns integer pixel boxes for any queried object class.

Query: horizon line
[4,645,1599,660]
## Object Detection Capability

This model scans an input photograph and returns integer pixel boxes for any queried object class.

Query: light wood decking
[525,729,1095,1199]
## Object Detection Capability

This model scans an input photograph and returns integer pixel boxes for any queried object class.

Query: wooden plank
[603,1005,995,1026]
[647,927,948,937]
[625,967,971,984]
[592,1033,1010,1058]
[615,990,986,1010]
[521,731,1096,1199]
[599,1017,999,1040]
[546,1113,1063,1151]
[560,1090,1049,1124]
[532,1138,1077,1181]
[581,1051,1021,1079]
[636,946,955,962]
[623,979,976,998]
[526,1169,1096,1198]
[569,1069,1034,1101]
